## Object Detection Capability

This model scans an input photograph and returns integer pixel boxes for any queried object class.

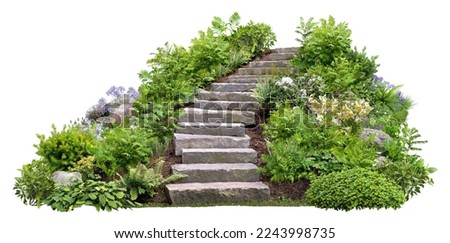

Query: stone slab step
[174,133,250,156]
[177,122,245,137]
[225,75,271,83]
[237,67,291,76]
[198,90,257,102]
[195,100,259,112]
[248,60,289,68]
[179,108,255,125]
[166,182,270,204]
[264,52,295,61]
[271,47,298,53]
[182,148,257,164]
[211,83,256,92]
[171,163,259,183]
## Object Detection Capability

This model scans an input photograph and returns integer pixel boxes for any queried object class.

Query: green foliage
[134,102,181,144]
[229,21,276,58]
[261,103,378,181]
[93,127,158,177]
[14,159,54,207]
[190,29,230,82]
[378,156,436,200]
[292,16,352,71]
[262,103,306,140]
[379,123,436,199]
[44,179,137,212]
[291,16,378,99]
[120,160,186,202]
[253,77,307,108]
[331,135,377,169]
[306,168,406,210]
[137,43,195,105]
[307,57,375,97]
[34,124,97,171]
[69,156,95,180]
[261,135,340,182]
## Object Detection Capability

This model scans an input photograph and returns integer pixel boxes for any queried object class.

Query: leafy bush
[229,21,276,58]
[378,123,436,199]
[44,179,137,212]
[262,103,306,140]
[35,124,97,171]
[69,156,96,180]
[14,159,54,207]
[190,29,230,82]
[254,77,307,108]
[120,160,186,202]
[306,168,406,210]
[292,16,352,71]
[291,16,378,99]
[93,126,159,177]
[378,156,436,200]
[261,135,339,182]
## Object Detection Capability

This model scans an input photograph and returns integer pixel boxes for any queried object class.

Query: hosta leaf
[99,194,106,206]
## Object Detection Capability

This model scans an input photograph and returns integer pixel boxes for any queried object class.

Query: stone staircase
[165,47,297,205]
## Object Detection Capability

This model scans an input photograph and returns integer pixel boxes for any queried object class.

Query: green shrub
[291,16,378,99]
[261,135,339,182]
[306,168,406,210]
[69,156,96,180]
[34,124,97,171]
[379,123,436,199]
[14,159,55,207]
[44,179,137,212]
[254,77,307,108]
[262,103,306,140]
[292,16,352,71]
[93,127,158,177]
[229,21,276,58]
[378,156,436,200]
[190,29,230,82]
[120,160,186,202]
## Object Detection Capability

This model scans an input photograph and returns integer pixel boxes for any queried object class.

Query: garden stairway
[165,47,297,205]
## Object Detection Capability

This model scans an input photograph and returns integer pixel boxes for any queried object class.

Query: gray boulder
[361,128,392,149]
[52,171,82,186]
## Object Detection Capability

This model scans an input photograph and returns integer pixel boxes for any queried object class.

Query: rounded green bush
[306,168,406,210]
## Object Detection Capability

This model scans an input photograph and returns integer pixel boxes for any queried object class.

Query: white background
[1,0,449,242]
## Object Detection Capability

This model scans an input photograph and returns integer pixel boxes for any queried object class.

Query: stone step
[264,52,295,61]
[172,163,259,183]
[271,47,298,53]
[182,148,257,164]
[174,133,250,156]
[195,100,259,112]
[177,122,245,137]
[198,90,257,102]
[179,108,255,125]
[237,67,291,76]
[225,75,271,83]
[248,60,289,68]
[166,182,270,204]
[211,83,256,92]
